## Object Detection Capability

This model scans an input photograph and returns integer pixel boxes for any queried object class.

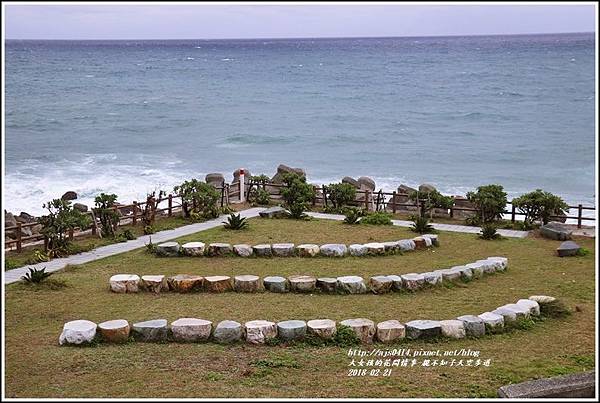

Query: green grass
[4,217,595,398]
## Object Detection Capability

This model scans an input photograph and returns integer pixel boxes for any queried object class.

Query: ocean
[4,33,596,217]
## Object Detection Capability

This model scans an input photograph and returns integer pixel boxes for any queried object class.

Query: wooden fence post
[16,222,22,253]
[312,185,317,206]
[43,236,49,252]
[365,191,370,211]
[577,204,583,228]
[132,201,138,226]
[168,194,173,217]
[511,204,516,223]
[323,185,327,208]
[392,191,397,213]
[68,228,74,240]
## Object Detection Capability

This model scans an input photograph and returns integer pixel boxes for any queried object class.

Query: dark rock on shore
[205,173,225,187]
[540,222,572,241]
[73,203,88,212]
[557,241,581,257]
[61,191,78,201]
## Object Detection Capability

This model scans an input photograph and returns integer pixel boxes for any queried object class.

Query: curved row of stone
[109,256,508,294]
[59,295,553,346]
[154,234,439,258]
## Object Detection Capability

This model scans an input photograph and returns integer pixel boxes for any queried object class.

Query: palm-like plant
[479,223,501,240]
[410,216,435,234]
[343,207,364,225]
[223,213,249,230]
[21,267,52,283]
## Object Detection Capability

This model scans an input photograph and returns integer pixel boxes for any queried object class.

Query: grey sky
[4,3,597,40]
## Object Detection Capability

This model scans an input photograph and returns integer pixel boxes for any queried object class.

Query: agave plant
[343,207,364,225]
[21,267,52,284]
[223,213,249,230]
[479,223,502,240]
[410,215,435,234]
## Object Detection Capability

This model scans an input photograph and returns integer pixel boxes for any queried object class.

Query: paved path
[4,207,266,285]
[305,212,529,238]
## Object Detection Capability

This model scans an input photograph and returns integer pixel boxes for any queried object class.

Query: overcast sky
[4,3,597,40]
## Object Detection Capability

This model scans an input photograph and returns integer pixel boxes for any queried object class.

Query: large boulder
[357,177,376,191]
[98,319,130,343]
[556,241,581,257]
[244,320,277,344]
[405,320,442,339]
[307,319,336,339]
[418,183,436,194]
[320,244,347,257]
[132,319,168,342]
[337,276,367,294]
[387,185,418,212]
[271,164,306,183]
[540,222,572,241]
[232,168,251,185]
[59,320,97,345]
[73,203,88,213]
[61,191,78,201]
[167,274,204,293]
[213,320,243,344]
[171,318,212,342]
[205,173,225,187]
[4,211,17,227]
[277,320,307,341]
[340,318,376,344]
[109,274,140,293]
[342,176,360,188]
[376,320,405,343]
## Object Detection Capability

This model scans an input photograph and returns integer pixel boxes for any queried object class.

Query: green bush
[94,193,120,237]
[21,267,52,284]
[143,225,156,235]
[409,189,453,218]
[222,213,248,230]
[479,223,501,240]
[343,207,365,224]
[5,258,19,270]
[39,199,91,258]
[512,189,569,225]
[466,184,507,224]
[145,238,157,254]
[360,211,392,225]
[173,179,220,219]
[410,215,435,234]
[249,187,271,206]
[250,174,271,184]
[115,229,136,242]
[326,182,356,210]
[280,173,315,219]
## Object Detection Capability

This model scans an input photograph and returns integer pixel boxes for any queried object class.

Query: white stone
[475,259,496,274]
[340,318,376,344]
[387,275,404,291]
[98,319,130,343]
[529,295,557,305]
[401,273,425,291]
[336,275,367,294]
[517,299,540,316]
[422,234,440,246]
[253,244,272,257]
[277,320,307,340]
[440,319,466,339]
[233,244,253,257]
[272,243,295,257]
[59,320,97,345]
[320,244,348,257]
[181,242,205,256]
[478,312,504,332]
[487,256,508,270]
[492,307,517,324]
[156,241,180,257]
[263,276,288,293]
[296,244,320,257]
[207,243,233,256]
[465,262,486,277]
[171,318,212,342]
[289,275,316,293]
[141,275,166,293]
[109,274,140,293]
[437,269,461,282]
[382,241,400,253]
[364,242,386,255]
[369,276,393,294]
[348,244,368,256]
[213,320,243,344]
[422,271,442,286]
[502,303,531,320]
[234,275,261,292]
[244,320,277,344]
[398,239,416,251]
[376,320,405,343]
[307,319,337,339]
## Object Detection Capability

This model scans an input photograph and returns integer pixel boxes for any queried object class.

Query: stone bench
[497,371,595,398]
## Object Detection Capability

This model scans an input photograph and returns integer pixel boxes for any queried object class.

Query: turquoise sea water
[4,33,596,215]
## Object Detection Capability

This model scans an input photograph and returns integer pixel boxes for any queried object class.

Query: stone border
[59,295,551,346]
[109,256,508,295]
[154,234,439,258]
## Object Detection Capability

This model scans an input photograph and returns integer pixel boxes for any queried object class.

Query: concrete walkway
[305,212,529,238]
[4,207,266,285]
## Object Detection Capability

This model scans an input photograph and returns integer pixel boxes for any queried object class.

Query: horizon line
[5,30,595,41]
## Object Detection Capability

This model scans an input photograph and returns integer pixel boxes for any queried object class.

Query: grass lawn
[3,217,595,398]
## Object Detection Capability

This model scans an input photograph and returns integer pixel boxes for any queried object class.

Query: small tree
[466,184,508,224]
[173,179,220,219]
[326,182,356,210]
[280,172,316,218]
[409,189,453,218]
[140,190,166,231]
[39,199,91,257]
[512,189,569,225]
[94,193,120,237]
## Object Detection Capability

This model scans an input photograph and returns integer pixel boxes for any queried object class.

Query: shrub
[540,300,571,319]
[220,206,235,215]
[5,258,19,270]
[360,211,392,225]
[173,179,220,219]
[409,189,453,218]
[145,237,157,254]
[410,215,435,234]
[39,199,91,257]
[249,187,271,205]
[250,174,271,184]
[223,213,248,230]
[143,225,156,235]
[280,173,315,219]
[21,267,52,283]
[512,189,569,225]
[343,207,365,224]
[576,248,590,257]
[466,184,508,224]
[479,223,501,240]
[33,249,50,263]
[326,182,356,210]
[93,193,120,237]
[115,229,136,242]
